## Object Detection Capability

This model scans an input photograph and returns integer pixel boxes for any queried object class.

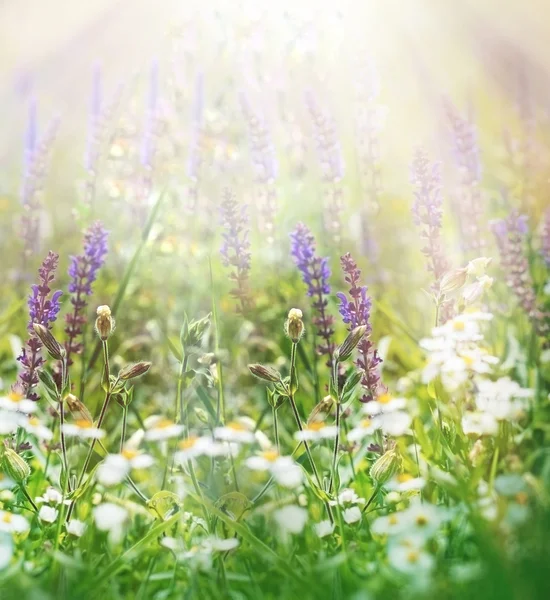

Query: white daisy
[35,487,68,506]
[38,505,58,524]
[294,422,337,443]
[0,392,37,414]
[329,488,365,507]
[347,418,376,443]
[144,419,184,442]
[246,451,303,489]
[97,449,154,486]
[372,411,412,437]
[388,541,435,574]
[0,410,22,435]
[174,435,234,463]
[273,505,308,535]
[397,501,449,541]
[213,421,255,444]
[462,412,498,437]
[386,474,425,493]
[364,394,407,415]
[62,420,105,439]
[371,512,407,537]
[0,510,30,534]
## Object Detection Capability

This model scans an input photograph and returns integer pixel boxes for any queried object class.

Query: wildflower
[365,397,412,437]
[491,211,547,334]
[32,323,64,360]
[220,188,252,314]
[398,501,450,541]
[337,252,383,401]
[439,267,468,294]
[315,520,335,537]
[342,506,362,524]
[370,447,402,485]
[38,505,58,524]
[62,420,105,440]
[1,448,30,482]
[444,99,485,255]
[371,512,407,537]
[329,488,366,507]
[35,487,64,505]
[96,450,154,486]
[246,451,303,489]
[0,392,37,414]
[214,421,255,444]
[410,148,449,284]
[290,223,335,363]
[95,305,114,341]
[0,510,30,534]
[347,418,376,442]
[466,257,492,277]
[144,418,183,442]
[93,503,128,543]
[273,505,308,535]
[118,361,151,381]
[387,474,426,493]
[0,412,23,435]
[175,435,234,463]
[462,412,498,437]
[23,415,54,440]
[17,251,62,401]
[66,519,86,537]
[388,541,435,574]
[462,275,493,306]
[248,364,281,383]
[202,537,240,552]
[65,222,109,364]
[294,421,338,442]
[284,308,305,344]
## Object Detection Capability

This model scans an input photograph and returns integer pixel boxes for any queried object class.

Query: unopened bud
[439,268,468,295]
[95,305,114,341]
[119,361,152,381]
[285,308,304,344]
[2,447,31,482]
[248,364,281,383]
[194,407,209,424]
[370,448,401,485]
[466,257,492,277]
[32,323,65,360]
[336,325,368,362]
[65,394,93,424]
[307,395,334,425]
[462,275,493,306]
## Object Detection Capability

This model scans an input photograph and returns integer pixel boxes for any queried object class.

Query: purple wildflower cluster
[220,189,253,313]
[337,253,382,402]
[410,148,449,283]
[444,99,485,256]
[17,252,62,400]
[290,223,335,365]
[491,211,547,334]
[240,91,278,244]
[542,209,550,268]
[65,222,109,364]
[305,90,345,244]
[20,100,60,260]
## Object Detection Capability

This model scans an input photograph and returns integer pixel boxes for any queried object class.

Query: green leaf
[215,492,252,521]
[38,369,59,402]
[147,491,182,520]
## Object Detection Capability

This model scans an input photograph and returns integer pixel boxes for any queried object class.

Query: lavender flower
[20,101,60,260]
[17,252,62,400]
[290,223,335,364]
[240,91,278,244]
[410,148,449,283]
[337,253,382,402]
[65,222,109,364]
[491,211,547,334]
[305,90,345,245]
[220,189,253,314]
[542,209,550,268]
[444,99,485,256]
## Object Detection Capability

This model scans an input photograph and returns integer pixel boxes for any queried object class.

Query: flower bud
[462,275,493,306]
[65,394,93,424]
[370,448,401,486]
[118,361,152,381]
[335,325,368,362]
[32,323,65,360]
[2,448,31,482]
[248,364,281,383]
[439,268,468,295]
[95,305,114,341]
[194,407,209,424]
[466,257,492,277]
[284,308,304,344]
[307,395,335,425]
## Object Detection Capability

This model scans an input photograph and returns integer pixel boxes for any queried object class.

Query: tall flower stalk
[17,251,63,400]
[305,90,345,245]
[491,211,547,335]
[444,99,485,257]
[220,189,253,314]
[290,223,335,365]
[65,222,109,366]
[337,253,382,402]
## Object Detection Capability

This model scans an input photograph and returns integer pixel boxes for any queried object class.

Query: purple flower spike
[491,211,547,335]
[290,223,335,365]
[17,251,62,400]
[410,148,449,284]
[65,222,109,364]
[541,209,550,267]
[337,253,383,402]
[220,189,253,314]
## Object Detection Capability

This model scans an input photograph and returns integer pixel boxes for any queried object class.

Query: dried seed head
[370,447,401,485]
[95,305,114,341]
[285,308,304,343]
[119,361,152,381]
[248,364,282,383]
[32,323,65,360]
[335,325,368,362]
[1,447,31,482]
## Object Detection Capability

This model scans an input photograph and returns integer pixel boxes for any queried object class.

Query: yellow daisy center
[389,515,399,525]
[155,419,175,429]
[8,392,23,403]
[121,449,139,460]
[407,550,420,563]
[179,436,199,450]
[75,419,93,429]
[377,393,392,404]
[397,473,413,483]
[307,422,326,431]
[453,320,466,331]
[360,419,372,429]
[227,421,247,431]
[416,515,428,526]
[28,416,40,426]
[462,354,475,367]
[2,513,13,524]
[261,450,279,462]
